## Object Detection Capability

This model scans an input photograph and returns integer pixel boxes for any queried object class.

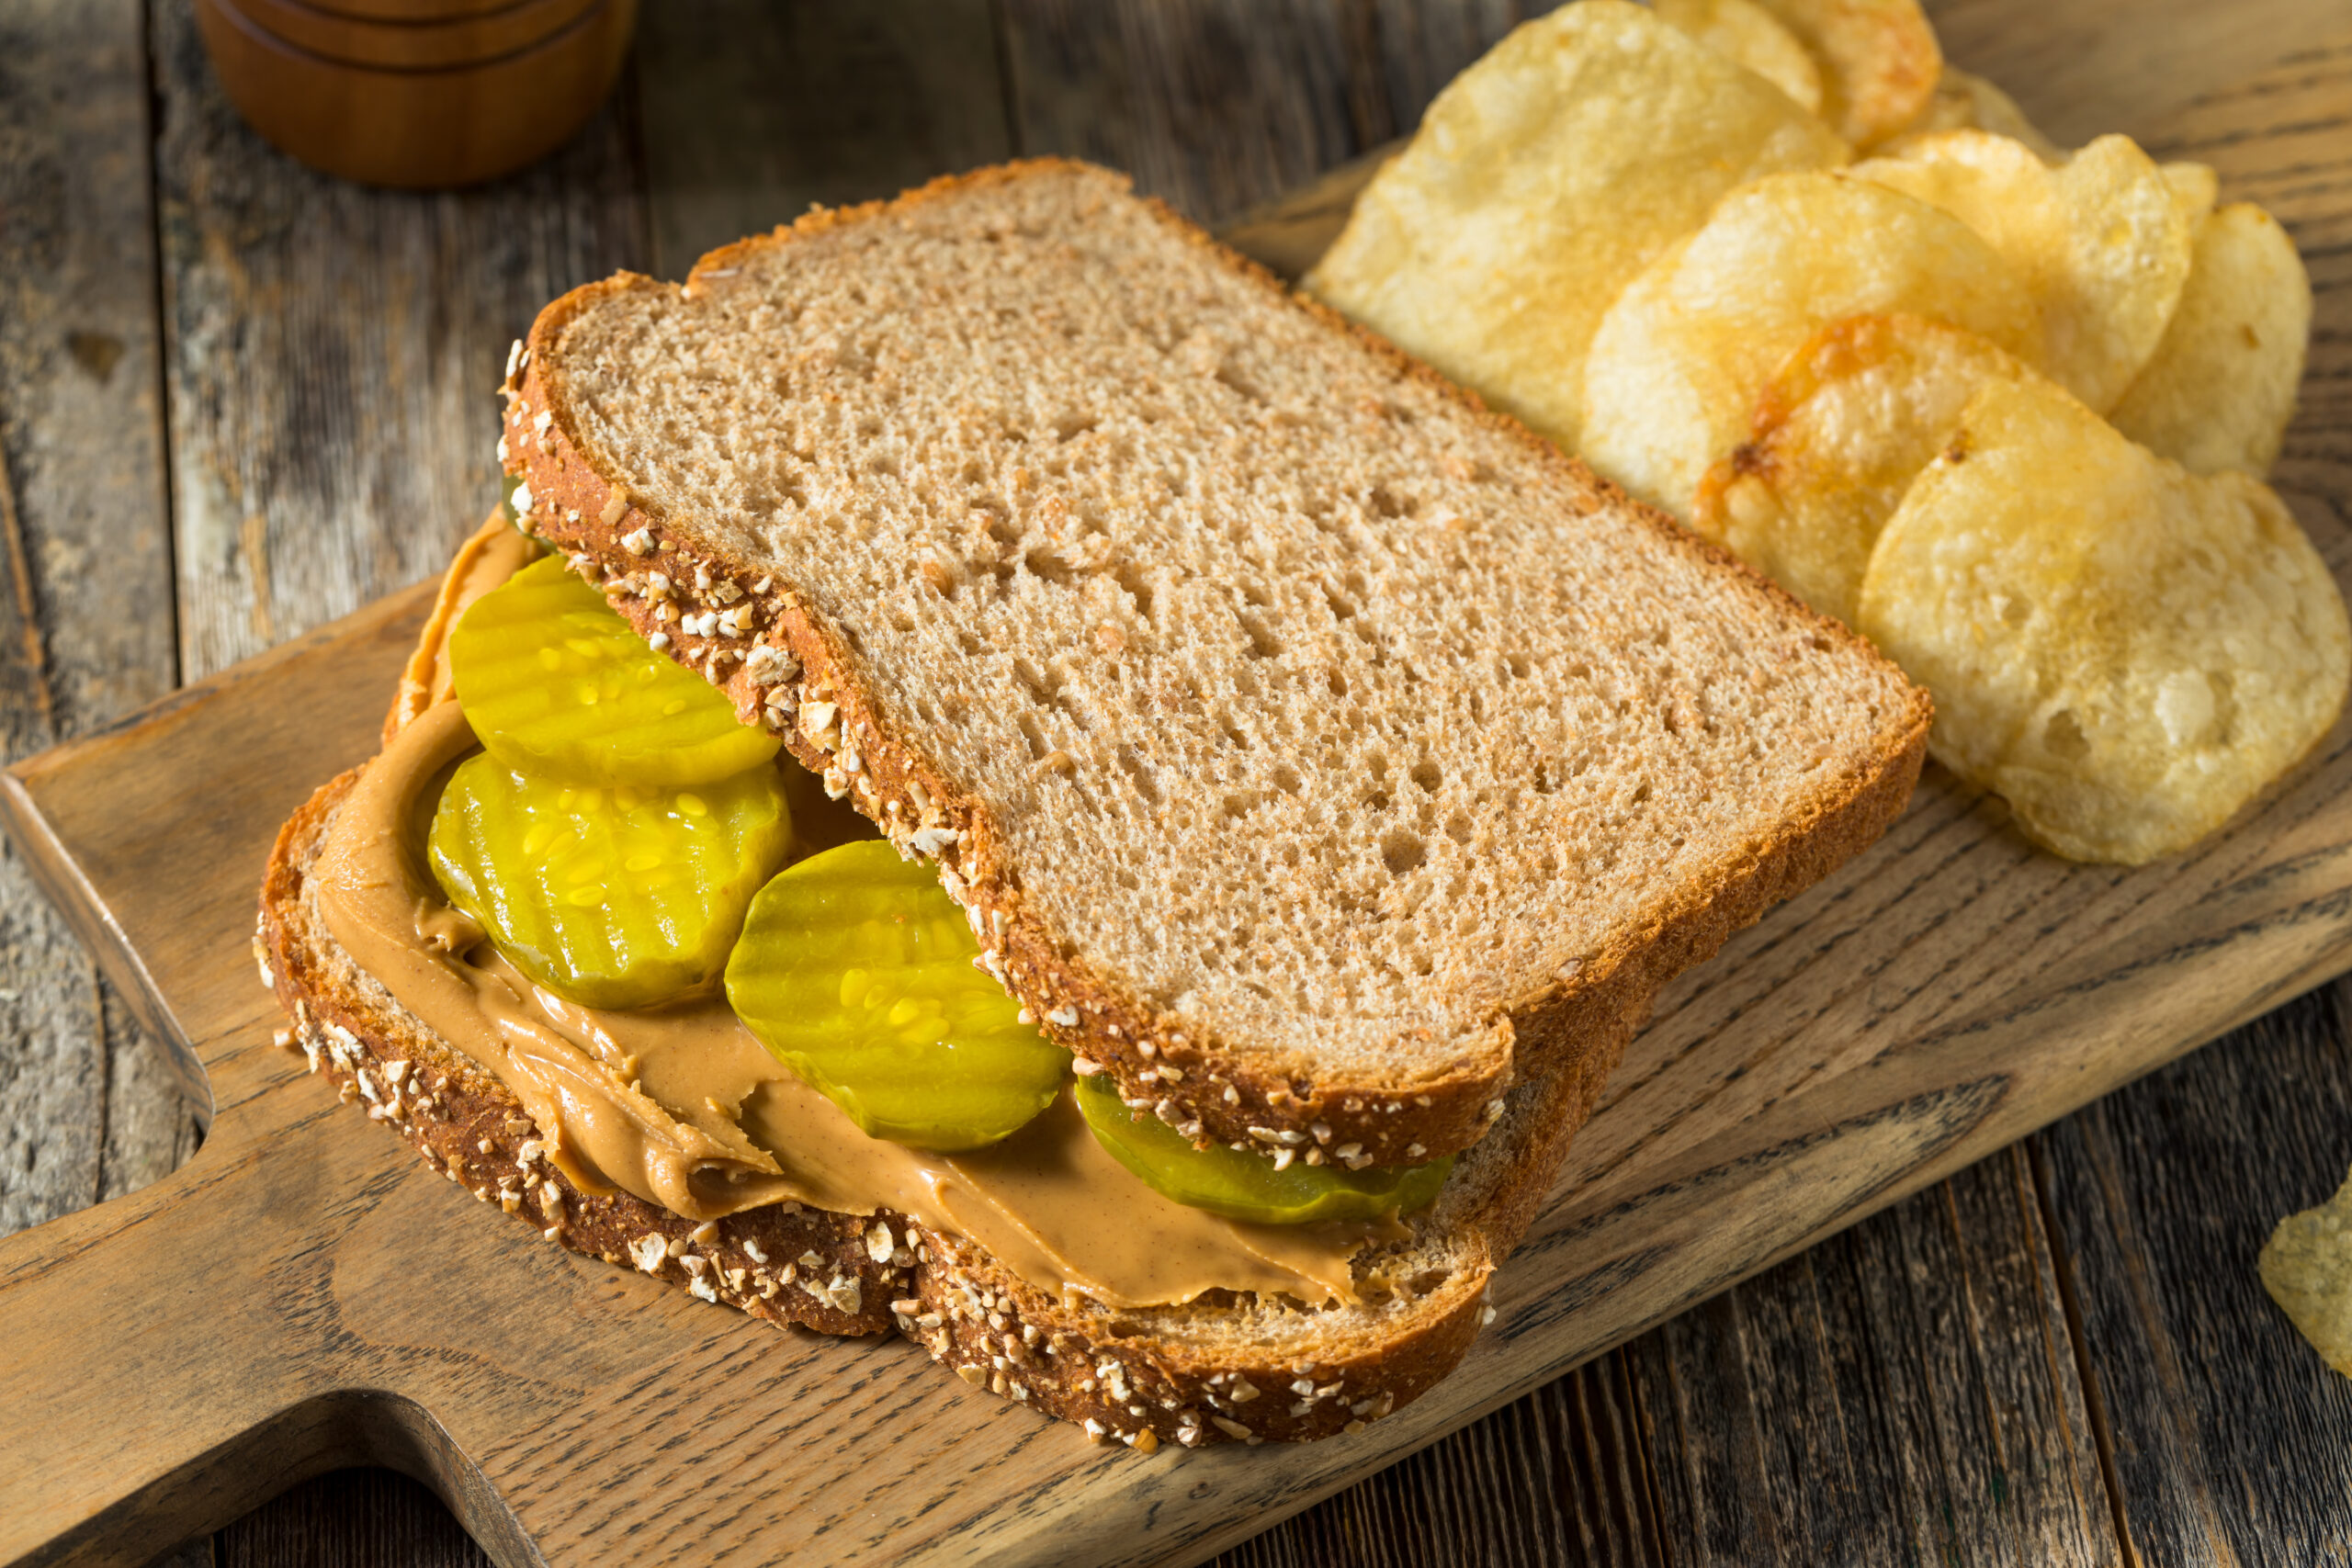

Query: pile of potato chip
[1307,0,2347,864]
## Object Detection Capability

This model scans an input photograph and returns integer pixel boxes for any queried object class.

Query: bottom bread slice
[259,761,1623,1449]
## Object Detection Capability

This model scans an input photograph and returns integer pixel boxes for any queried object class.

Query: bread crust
[502,158,1931,1168]
[258,764,1611,1448]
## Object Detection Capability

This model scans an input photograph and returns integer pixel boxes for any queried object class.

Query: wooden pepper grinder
[194,0,639,189]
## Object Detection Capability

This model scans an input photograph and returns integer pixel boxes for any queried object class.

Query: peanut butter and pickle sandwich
[258,160,1929,1450]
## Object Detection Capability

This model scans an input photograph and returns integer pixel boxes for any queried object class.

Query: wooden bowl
[194,0,636,188]
[300,0,535,17]
[224,0,602,70]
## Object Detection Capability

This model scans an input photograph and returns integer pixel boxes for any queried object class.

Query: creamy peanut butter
[383,510,541,743]
[312,553,1382,1308]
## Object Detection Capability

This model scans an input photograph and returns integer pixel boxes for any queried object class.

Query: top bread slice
[503,159,1930,1164]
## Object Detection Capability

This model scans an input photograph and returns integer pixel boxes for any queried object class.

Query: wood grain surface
[2,1,2351,1564]
[0,0,191,1242]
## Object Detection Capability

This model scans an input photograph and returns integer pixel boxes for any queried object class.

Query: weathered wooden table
[4,0,2350,1562]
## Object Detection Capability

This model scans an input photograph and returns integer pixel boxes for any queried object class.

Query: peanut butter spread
[311,569,1383,1309]
[383,510,540,743]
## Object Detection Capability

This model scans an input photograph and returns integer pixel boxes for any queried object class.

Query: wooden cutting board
[6,25,2351,1564]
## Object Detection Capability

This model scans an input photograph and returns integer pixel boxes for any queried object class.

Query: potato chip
[1850,130,2193,412]
[1691,313,2029,625]
[1654,0,1825,114]
[2109,203,2312,478]
[2263,1165,2352,1381]
[1578,171,2039,518]
[1748,0,1941,144]
[1857,375,2350,863]
[1303,0,1848,454]
[2164,161,2219,227]
[1880,68,2060,161]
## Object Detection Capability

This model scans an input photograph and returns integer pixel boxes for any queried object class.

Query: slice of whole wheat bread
[260,758,1622,1448]
[504,158,1930,1165]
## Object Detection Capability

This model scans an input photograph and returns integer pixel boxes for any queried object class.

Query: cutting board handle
[0,1122,312,1564]
[0,1100,514,1568]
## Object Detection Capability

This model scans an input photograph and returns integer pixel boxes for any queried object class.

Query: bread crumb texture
[514,161,1928,1156]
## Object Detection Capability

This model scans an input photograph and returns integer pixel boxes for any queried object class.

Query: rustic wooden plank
[147,0,650,684]
[0,420,112,1239]
[1356,0,1528,140]
[0,0,189,1241]
[0,6,212,1552]
[995,0,1384,224]
[1212,1354,1666,1567]
[1928,0,2352,149]
[635,0,1013,279]
[2034,985,2352,1564]
[1631,1145,2120,1566]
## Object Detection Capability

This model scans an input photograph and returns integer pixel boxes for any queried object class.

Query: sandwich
[258,159,1930,1449]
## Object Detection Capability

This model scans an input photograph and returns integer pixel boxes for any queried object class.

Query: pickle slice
[430,751,792,1009]
[450,554,778,785]
[1074,1071,1453,1225]
[725,840,1070,1151]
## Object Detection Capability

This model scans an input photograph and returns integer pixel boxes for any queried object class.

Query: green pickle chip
[725,840,1070,1151]
[430,751,791,1010]
[450,554,779,785]
[1074,1070,1453,1225]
